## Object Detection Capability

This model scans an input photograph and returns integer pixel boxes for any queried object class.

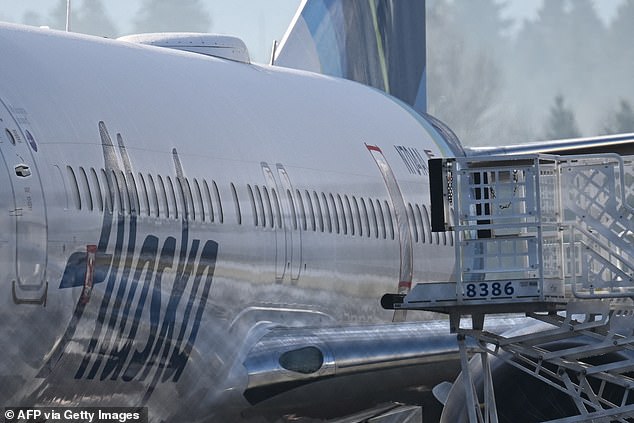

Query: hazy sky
[0,0,625,63]
[0,0,301,63]
[503,0,623,24]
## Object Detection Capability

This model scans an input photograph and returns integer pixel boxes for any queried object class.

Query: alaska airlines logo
[50,122,218,400]
[59,215,217,394]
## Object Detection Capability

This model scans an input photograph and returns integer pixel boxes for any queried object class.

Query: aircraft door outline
[366,144,413,322]
[0,141,16,291]
[0,98,48,305]
[262,163,287,282]
[277,164,302,282]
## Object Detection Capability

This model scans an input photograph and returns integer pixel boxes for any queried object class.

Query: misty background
[427,0,634,146]
[1,0,633,147]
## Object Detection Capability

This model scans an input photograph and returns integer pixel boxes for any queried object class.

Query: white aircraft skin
[0,22,462,421]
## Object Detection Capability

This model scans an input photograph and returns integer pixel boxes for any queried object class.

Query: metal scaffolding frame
[385,153,634,422]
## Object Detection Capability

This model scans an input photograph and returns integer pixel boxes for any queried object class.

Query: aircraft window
[359,197,370,238]
[89,168,104,212]
[146,174,159,218]
[296,189,307,231]
[408,203,419,243]
[110,170,124,213]
[333,194,348,234]
[175,178,185,218]
[166,176,180,219]
[175,178,188,220]
[193,178,205,222]
[193,179,205,222]
[375,199,386,239]
[344,195,354,236]
[5,128,16,145]
[304,190,316,231]
[128,172,141,215]
[165,176,178,219]
[123,172,133,214]
[384,200,395,240]
[368,198,378,239]
[313,191,323,232]
[181,178,195,221]
[137,173,150,216]
[212,180,223,223]
[328,194,339,234]
[114,171,130,214]
[105,170,118,213]
[247,184,258,226]
[156,175,169,218]
[202,180,215,222]
[185,178,198,221]
[262,186,273,228]
[255,186,266,228]
[336,194,347,235]
[271,188,282,228]
[413,204,424,244]
[128,174,138,215]
[187,178,197,221]
[126,173,141,216]
[112,171,123,213]
[231,183,242,225]
[78,167,93,211]
[100,169,114,213]
[67,166,82,210]
[351,196,362,237]
[421,205,436,244]
[287,189,298,230]
[321,193,331,233]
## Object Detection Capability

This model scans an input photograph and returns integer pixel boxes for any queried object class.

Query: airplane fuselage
[0,23,457,421]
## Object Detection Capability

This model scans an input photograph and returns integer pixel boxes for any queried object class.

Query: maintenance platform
[384,153,634,423]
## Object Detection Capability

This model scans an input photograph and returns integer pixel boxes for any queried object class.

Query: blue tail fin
[274,0,427,114]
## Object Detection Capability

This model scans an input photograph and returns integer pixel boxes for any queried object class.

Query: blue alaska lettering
[52,122,219,399]
[59,194,218,397]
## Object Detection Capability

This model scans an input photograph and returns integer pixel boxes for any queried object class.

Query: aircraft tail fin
[274,0,427,114]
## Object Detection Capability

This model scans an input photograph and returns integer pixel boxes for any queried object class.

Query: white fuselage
[0,23,456,421]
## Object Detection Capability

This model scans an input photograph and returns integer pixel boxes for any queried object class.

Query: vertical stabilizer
[275,0,427,114]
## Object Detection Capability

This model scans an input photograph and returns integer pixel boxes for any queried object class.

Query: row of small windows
[66,166,451,246]
[243,184,452,246]
[66,166,223,223]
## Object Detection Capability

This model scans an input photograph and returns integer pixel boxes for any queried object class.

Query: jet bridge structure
[384,153,634,422]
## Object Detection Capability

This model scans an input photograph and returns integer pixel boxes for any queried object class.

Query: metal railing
[410,153,634,310]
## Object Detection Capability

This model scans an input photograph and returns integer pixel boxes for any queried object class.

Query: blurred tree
[609,0,634,51]
[74,1,118,38]
[426,0,508,146]
[565,0,606,120]
[513,0,567,75]
[451,0,512,50]
[544,95,581,139]
[509,0,608,140]
[134,0,212,33]
[603,99,634,134]
[608,0,634,104]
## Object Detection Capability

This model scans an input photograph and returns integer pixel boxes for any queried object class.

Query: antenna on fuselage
[65,0,71,32]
